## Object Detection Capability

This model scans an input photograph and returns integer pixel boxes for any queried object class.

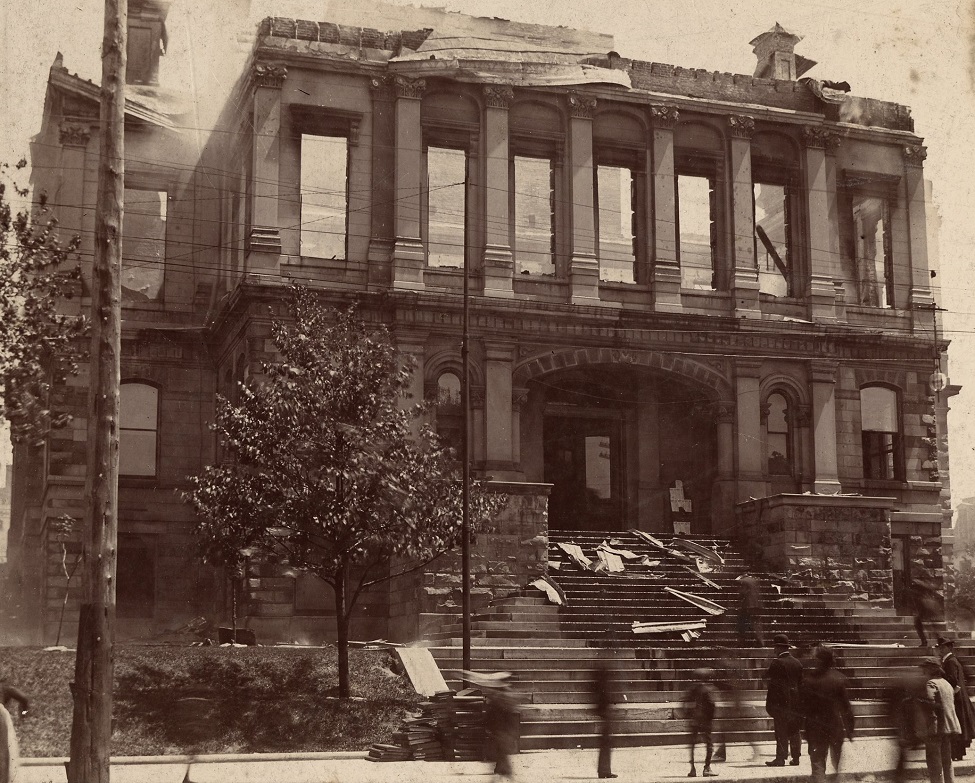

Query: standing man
[936,637,975,761]
[918,657,960,783]
[764,633,803,767]
[591,659,618,779]
[800,646,854,783]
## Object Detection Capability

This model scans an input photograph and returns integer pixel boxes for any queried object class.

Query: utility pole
[68,0,125,780]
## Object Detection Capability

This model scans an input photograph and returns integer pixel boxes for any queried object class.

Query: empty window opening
[766,392,792,476]
[596,165,636,283]
[754,182,791,297]
[677,174,716,290]
[120,382,158,477]
[852,194,893,308]
[300,134,348,259]
[437,372,461,405]
[425,147,466,268]
[514,155,555,276]
[860,385,902,481]
[122,187,166,303]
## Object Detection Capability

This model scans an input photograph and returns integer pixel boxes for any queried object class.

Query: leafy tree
[0,160,86,443]
[186,287,505,697]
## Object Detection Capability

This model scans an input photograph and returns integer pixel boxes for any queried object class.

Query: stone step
[517,700,888,722]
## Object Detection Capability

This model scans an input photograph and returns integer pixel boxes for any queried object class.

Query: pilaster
[367,76,396,287]
[482,85,515,298]
[729,114,760,318]
[57,121,92,249]
[249,63,287,268]
[735,359,766,501]
[567,93,600,306]
[392,76,427,290]
[903,144,937,327]
[483,343,515,474]
[650,105,682,313]
[802,127,840,322]
[809,360,842,494]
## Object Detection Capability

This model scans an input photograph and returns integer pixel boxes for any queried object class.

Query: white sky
[1,0,974,503]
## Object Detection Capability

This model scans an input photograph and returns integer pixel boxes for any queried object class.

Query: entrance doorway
[544,414,624,531]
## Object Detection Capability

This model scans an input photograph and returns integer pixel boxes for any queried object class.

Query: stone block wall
[735,494,896,607]
[388,481,550,642]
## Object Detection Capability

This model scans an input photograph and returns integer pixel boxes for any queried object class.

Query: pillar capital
[801,126,841,151]
[483,84,514,109]
[713,400,736,424]
[369,74,395,99]
[567,91,597,119]
[903,144,927,168]
[728,114,756,139]
[252,62,288,89]
[59,121,91,147]
[393,76,426,100]
[650,104,680,129]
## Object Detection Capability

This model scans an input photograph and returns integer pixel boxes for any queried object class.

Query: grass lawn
[1,645,422,757]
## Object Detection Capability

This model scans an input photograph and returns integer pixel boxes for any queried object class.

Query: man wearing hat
[764,633,803,766]
[918,656,961,783]
[936,637,975,761]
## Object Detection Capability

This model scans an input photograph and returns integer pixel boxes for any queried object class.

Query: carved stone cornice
[728,114,756,140]
[903,144,927,168]
[801,126,841,151]
[393,75,426,100]
[650,104,680,129]
[252,63,288,89]
[567,92,597,119]
[59,121,91,148]
[483,84,514,110]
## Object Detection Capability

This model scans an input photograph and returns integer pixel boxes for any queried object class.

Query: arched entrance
[520,356,724,534]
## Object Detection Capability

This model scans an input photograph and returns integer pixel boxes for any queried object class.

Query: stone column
[735,359,765,501]
[397,337,426,438]
[484,343,514,473]
[511,387,528,476]
[249,63,287,269]
[482,85,514,298]
[802,127,840,322]
[795,404,813,490]
[367,76,396,287]
[903,144,937,331]
[636,379,662,531]
[392,76,427,290]
[712,400,737,534]
[566,92,600,306]
[809,360,842,494]
[58,121,92,246]
[650,105,682,313]
[729,114,760,318]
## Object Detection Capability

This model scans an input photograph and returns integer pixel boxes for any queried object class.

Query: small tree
[186,287,504,696]
[0,161,86,443]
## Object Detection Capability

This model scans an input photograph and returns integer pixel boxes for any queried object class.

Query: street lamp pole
[461,231,472,675]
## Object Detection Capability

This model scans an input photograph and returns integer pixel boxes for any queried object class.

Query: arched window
[766,392,792,476]
[861,385,903,480]
[435,372,462,450]
[120,382,159,477]
[437,372,461,405]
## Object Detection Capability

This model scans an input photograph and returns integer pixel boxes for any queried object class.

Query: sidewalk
[17,739,975,783]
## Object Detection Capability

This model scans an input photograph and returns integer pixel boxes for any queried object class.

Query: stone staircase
[426,529,956,750]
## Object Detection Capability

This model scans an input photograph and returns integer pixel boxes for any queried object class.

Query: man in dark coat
[936,637,975,761]
[591,660,617,779]
[800,646,854,783]
[764,633,803,766]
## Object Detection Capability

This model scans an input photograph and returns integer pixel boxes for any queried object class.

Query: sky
[1,0,974,503]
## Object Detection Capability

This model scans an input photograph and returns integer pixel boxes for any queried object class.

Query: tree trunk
[335,564,350,699]
[68,1,124,780]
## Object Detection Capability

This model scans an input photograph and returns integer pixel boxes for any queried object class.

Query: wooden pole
[67,0,125,781]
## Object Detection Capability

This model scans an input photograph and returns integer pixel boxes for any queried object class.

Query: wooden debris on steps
[557,542,593,571]
[594,548,624,573]
[628,529,694,563]
[664,586,727,616]
[531,575,568,606]
[681,564,720,590]
[599,541,641,559]
[631,618,708,635]
[669,537,725,564]
[396,646,450,697]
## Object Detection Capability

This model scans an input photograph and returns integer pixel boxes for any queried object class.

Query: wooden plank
[664,586,727,616]
[396,647,450,697]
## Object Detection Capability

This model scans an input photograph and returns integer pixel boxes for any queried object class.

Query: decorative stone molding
[471,388,486,408]
[483,84,514,110]
[713,401,736,424]
[59,121,91,147]
[903,144,927,168]
[369,74,395,98]
[512,388,529,411]
[252,63,288,89]
[567,92,597,119]
[809,361,838,385]
[795,405,813,427]
[649,104,680,129]
[393,75,427,100]
[801,126,841,150]
[728,114,756,139]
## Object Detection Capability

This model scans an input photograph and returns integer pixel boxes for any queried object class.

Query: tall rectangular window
[596,165,636,283]
[754,181,791,297]
[300,134,348,259]
[852,194,893,308]
[677,173,716,290]
[425,146,466,268]
[122,187,166,303]
[861,385,902,481]
[120,383,158,477]
[513,155,555,276]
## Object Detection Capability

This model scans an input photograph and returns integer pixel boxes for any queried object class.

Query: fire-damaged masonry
[8,0,955,646]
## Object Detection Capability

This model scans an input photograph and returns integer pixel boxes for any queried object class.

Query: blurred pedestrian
[935,637,975,761]
[0,681,28,783]
[591,659,617,779]
[764,633,802,767]
[480,673,520,780]
[911,580,940,648]
[918,656,961,783]
[800,646,853,783]
[886,669,928,783]
[736,575,765,647]
[713,654,760,762]
[685,667,718,777]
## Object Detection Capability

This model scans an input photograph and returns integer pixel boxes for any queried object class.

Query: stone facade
[7,5,955,643]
